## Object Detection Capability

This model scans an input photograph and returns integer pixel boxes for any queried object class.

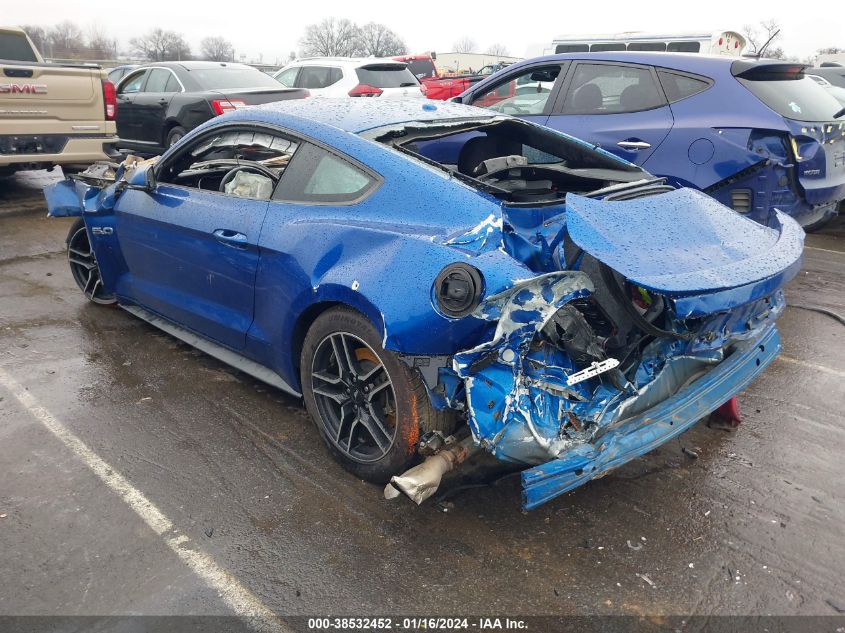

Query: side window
[563,64,666,114]
[555,44,588,53]
[297,66,341,89]
[657,70,711,103]
[156,128,300,200]
[144,68,171,93]
[119,70,147,94]
[668,41,701,53]
[273,144,376,204]
[275,66,299,88]
[163,73,181,93]
[470,65,561,115]
[589,43,626,52]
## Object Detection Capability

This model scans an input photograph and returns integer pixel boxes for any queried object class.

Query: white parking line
[0,368,290,633]
[804,246,845,256]
[777,355,845,378]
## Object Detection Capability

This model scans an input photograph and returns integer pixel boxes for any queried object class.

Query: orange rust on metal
[567,412,582,432]
[406,389,420,456]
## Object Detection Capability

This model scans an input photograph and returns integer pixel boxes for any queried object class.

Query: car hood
[564,187,804,298]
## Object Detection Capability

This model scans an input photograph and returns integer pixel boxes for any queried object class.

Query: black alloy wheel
[66,219,116,305]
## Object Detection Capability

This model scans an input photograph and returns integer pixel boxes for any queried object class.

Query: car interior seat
[570,83,603,113]
[619,84,651,111]
[457,136,523,177]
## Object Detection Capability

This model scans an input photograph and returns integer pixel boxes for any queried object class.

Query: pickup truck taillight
[211,99,247,115]
[348,84,383,97]
[102,80,116,121]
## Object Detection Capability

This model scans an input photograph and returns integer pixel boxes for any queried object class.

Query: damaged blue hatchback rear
[44,99,804,510]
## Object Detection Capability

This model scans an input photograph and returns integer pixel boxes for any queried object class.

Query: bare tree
[742,20,782,57]
[817,47,845,56]
[21,25,48,55]
[452,37,477,54]
[357,22,407,57]
[201,36,233,61]
[300,18,361,57]
[48,21,86,58]
[485,43,509,57]
[130,28,191,61]
[87,24,118,59]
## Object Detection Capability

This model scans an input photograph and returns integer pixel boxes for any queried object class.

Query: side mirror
[451,95,463,104]
[126,165,156,192]
[430,51,437,61]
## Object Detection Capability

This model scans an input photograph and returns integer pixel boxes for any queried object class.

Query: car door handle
[616,140,652,150]
[213,229,248,248]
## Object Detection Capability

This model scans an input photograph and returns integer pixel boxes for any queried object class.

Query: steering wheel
[219,164,279,193]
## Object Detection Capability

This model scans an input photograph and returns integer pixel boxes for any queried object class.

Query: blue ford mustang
[45,99,804,509]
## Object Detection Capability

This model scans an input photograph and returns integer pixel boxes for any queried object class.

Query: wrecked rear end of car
[368,115,804,509]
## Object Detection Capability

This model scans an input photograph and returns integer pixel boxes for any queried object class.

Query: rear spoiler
[731,60,808,81]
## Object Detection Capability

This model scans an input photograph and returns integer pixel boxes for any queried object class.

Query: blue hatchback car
[45,99,803,509]
[451,53,845,230]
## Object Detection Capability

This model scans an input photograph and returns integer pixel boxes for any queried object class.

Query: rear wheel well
[291,301,342,375]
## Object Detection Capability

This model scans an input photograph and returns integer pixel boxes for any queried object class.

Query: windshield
[0,32,38,62]
[738,75,843,122]
[355,65,419,88]
[189,67,283,90]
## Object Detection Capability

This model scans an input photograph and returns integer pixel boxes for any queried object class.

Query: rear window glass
[737,75,843,122]
[658,70,711,102]
[407,59,437,80]
[190,67,282,90]
[355,65,418,88]
[0,32,38,62]
[297,66,342,89]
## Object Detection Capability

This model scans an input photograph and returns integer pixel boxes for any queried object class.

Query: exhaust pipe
[384,436,480,504]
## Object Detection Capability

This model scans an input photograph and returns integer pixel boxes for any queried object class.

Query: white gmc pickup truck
[0,26,119,176]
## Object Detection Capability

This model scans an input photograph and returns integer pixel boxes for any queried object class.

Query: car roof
[291,57,409,68]
[498,52,814,81]
[143,61,256,71]
[223,98,496,134]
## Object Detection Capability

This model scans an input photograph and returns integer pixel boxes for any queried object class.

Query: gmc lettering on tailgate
[0,84,48,94]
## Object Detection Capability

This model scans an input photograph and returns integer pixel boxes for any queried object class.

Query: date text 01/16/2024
[307,618,528,630]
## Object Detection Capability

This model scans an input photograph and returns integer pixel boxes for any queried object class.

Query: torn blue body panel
[564,188,804,305]
[522,326,781,509]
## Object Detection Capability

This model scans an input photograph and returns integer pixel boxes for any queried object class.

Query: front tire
[301,307,452,483]
[66,218,116,305]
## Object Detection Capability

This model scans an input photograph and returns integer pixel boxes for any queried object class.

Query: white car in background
[273,58,426,98]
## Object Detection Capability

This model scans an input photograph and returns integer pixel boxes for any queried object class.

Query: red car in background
[393,54,487,100]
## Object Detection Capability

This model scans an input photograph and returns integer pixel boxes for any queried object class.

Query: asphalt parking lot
[1,169,844,625]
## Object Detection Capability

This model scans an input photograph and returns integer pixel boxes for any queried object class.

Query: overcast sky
[6,0,841,62]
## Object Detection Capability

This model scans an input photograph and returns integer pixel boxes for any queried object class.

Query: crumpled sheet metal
[521,326,782,509]
[45,155,160,218]
[565,188,804,302]
[452,271,596,464]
